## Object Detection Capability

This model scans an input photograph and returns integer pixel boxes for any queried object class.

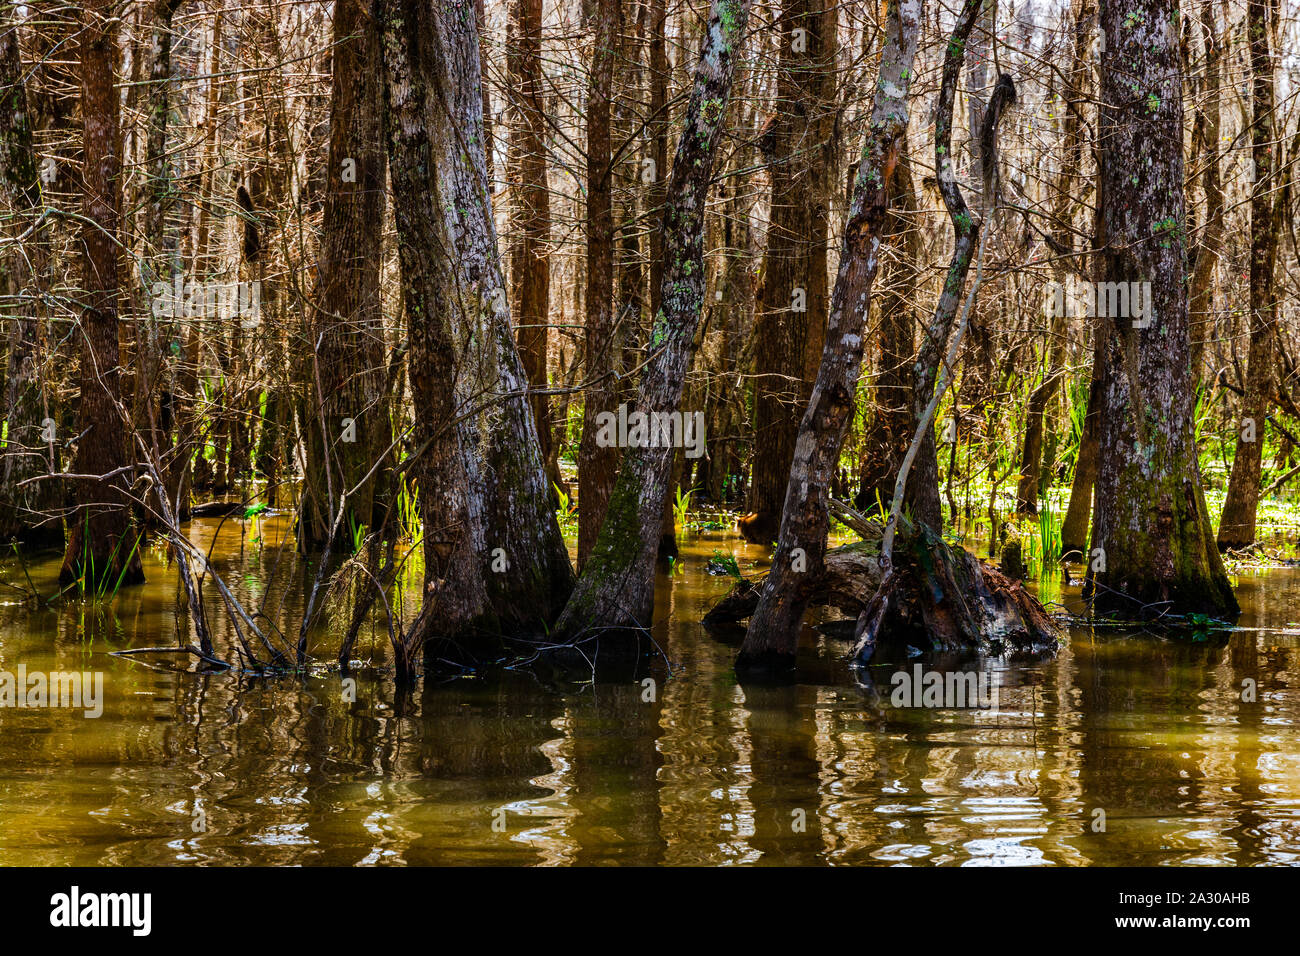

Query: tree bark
[577,0,620,567]
[0,0,63,548]
[59,0,145,588]
[507,0,554,483]
[550,0,753,642]
[743,0,835,544]
[1217,0,1279,550]
[300,0,392,552]
[1187,0,1223,381]
[735,0,924,669]
[1089,0,1236,618]
[380,0,574,655]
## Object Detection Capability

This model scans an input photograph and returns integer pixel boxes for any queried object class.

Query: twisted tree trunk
[735,0,924,670]
[854,7,1016,662]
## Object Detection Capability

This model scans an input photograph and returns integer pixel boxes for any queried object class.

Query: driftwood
[706,502,1060,663]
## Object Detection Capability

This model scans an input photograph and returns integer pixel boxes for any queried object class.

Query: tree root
[705,523,1061,663]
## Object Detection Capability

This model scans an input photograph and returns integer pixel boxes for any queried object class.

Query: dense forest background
[2,0,1298,679]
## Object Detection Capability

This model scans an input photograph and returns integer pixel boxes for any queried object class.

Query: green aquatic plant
[554,482,579,535]
[709,550,743,580]
[63,515,143,601]
[1024,497,1062,577]
[397,475,421,541]
[673,486,694,539]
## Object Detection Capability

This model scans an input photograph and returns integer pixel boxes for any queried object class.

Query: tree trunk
[1187,0,1223,381]
[1014,0,1091,514]
[1217,0,1279,551]
[1060,333,1102,557]
[963,0,994,210]
[1089,0,1235,619]
[59,0,145,588]
[380,0,573,650]
[576,0,620,567]
[0,2,63,548]
[735,0,923,669]
[902,0,988,534]
[550,0,753,643]
[300,0,392,552]
[743,0,834,544]
[507,0,554,483]
[855,152,919,514]
[382,0,494,648]
[646,0,669,325]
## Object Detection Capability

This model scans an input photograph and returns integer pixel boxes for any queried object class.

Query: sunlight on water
[2,515,1299,865]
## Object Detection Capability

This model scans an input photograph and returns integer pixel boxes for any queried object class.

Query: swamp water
[1,513,1299,865]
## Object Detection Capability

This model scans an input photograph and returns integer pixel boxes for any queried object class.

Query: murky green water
[2,514,1299,865]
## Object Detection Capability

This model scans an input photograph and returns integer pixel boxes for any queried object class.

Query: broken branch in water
[111,645,232,672]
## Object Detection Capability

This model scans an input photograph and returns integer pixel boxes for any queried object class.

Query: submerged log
[705,519,1060,663]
